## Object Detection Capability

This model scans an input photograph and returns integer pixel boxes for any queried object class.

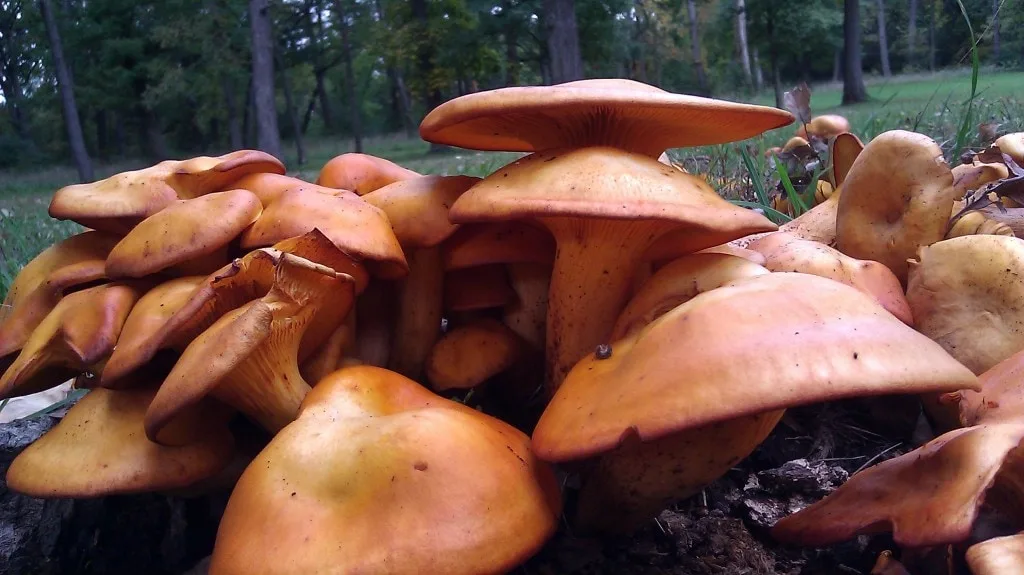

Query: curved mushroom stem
[574,409,783,535]
[503,263,551,352]
[388,247,444,380]
[352,281,394,367]
[541,218,674,395]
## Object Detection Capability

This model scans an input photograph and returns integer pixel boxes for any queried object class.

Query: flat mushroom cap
[532,272,978,462]
[362,175,479,248]
[208,365,561,575]
[49,150,284,233]
[6,386,235,498]
[906,235,1024,374]
[966,533,1024,574]
[315,153,420,195]
[420,78,794,157]
[0,231,119,359]
[240,186,408,278]
[449,147,777,249]
[105,190,263,278]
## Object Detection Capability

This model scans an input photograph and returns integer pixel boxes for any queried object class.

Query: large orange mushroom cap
[6,386,235,498]
[420,78,794,157]
[229,172,319,206]
[315,152,420,195]
[105,189,263,278]
[0,231,119,360]
[208,365,560,575]
[967,533,1024,574]
[49,150,284,234]
[362,175,479,248]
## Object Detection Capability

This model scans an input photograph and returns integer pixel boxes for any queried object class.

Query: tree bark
[249,0,283,160]
[686,0,709,95]
[735,0,752,87]
[876,0,891,77]
[223,78,244,150]
[752,48,764,92]
[335,0,363,153]
[832,47,842,82]
[842,0,868,104]
[275,49,305,165]
[38,0,93,181]
[907,0,918,69]
[991,0,1000,63]
[542,0,584,83]
[927,0,936,71]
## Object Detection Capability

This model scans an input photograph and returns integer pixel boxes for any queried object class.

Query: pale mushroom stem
[503,263,551,352]
[542,217,675,394]
[388,246,444,380]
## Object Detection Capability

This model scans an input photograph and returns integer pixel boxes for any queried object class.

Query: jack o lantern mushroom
[946,211,1015,239]
[425,318,525,392]
[207,365,561,575]
[795,114,851,140]
[995,133,1024,165]
[967,533,1024,574]
[315,152,420,194]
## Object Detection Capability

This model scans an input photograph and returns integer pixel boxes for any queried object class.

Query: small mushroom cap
[1,283,144,399]
[533,272,978,462]
[947,211,1015,239]
[49,151,284,233]
[783,136,810,152]
[906,235,1024,374]
[952,162,1010,198]
[0,231,119,359]
[420,78,794,157]
[449,147,776,249]
[105,190,263,278]
[771,422,1024,548]
[966,533,1024,574]
[747,232,913,324]
[828,132,865,188]
[315,153,420,195]
[425,318,524,391]
[996,133,1024,165]
[442,222,555,270]
[208,365,561,575]
[362,175,479,248]
[796,115,851,139]
[241,186,408,278]
[6,386,235,498]
[444,265,516,312]
[836,130,956,283]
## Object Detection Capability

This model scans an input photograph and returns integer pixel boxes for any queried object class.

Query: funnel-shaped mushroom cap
[796,115,851,139]
[747,232,913,324]
[907,235,1024,374]
[1,282,144,399]
[425,318,524,391]
[611,253,770,340]
[947,211,1015,239]
[315,153,420,195]
[996,133,1024,165]
[229,172,319,206]
[828,132,865,188]
[771,422,1024,547]
[145,253,354,436]
[241,186,407,278]
[6,386,234,497]
[362,175,479,248]
[533,273,978,462]
[106,190,263,278]
[0,231,119,359]
[952,162,1010,198]
[49,151,284,234]
[420,78,794,157]
[208,365,561,575]
[836,130,956,283]
[442,222,555,270]
[967,533,1024,574]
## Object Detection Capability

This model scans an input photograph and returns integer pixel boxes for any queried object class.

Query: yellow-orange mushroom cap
[996,133,1024,165]
[49,150,284,234]
[420,78,794,157]
[229,172,326,207]
[6,386,234,498]
[425,318,524,391]
[315,153,420,195]
[795,114,851,140]
[946,210,1015,239]
[967,533,1024,574]
[207,365,561,575]
[363,175,479,249]
[105,190,263,278]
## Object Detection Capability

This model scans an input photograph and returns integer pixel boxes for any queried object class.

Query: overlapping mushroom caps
[532,272,976,535]
[207,365,561,575]
[315,152,420,194]
[49,150,283,234]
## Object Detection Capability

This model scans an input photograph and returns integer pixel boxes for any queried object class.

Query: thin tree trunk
[392,69,416,137]
[907,0,918,69]
[927,0,936,71]
[842,0,868,104]
[735,0,752,87]
[411,0,448,153]
[301,86,317,134]
[275,49,305,165]
[94,109,107,160]
[752,48,764,92]
[224,78,244,150]
[335,0,363,153]
[249,0,283,160]
[542,0,584,83]
[314,71,335,131]
[686,0,708,95]
[876,0,891,77]
[832,47,842,82]
[991,0,1000,63]
[38,0,93,181]
[504,1,520,86]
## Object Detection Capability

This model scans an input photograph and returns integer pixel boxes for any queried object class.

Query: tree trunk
[411,0,448,153]
[542,0,584,83]
[249,0,283,160]
[114,112,125,158]
[764,10,783,108]
[686,0,709,95]
[335,0,363,153]
[94,109,107,160]
[991,0,1000,63]
[504,1,520,86]
[392,69,416,137]
[927,0,936,71]
[38,0,93,182]
[832,47,842,82]
[735,0,752,87]
[842,0,868,104]
[907,0,918,69]
[243,80,256,148]
[752,48,764,92]
[876,0,891,77]
[314,71,335,131]
[224,78,244,150]
[275,49,305,165]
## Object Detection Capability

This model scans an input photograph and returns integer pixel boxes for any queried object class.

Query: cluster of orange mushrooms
[2,79,1024,573]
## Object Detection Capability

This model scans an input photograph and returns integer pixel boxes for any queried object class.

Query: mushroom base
[573,408,784,536]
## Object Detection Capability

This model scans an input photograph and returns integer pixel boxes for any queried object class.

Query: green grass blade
[731,200,792,224]
[774,161,809,215]
[739,147,771,207]
[951,0,980,161]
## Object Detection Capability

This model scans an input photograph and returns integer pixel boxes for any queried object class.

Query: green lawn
[2,68,1022,297]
